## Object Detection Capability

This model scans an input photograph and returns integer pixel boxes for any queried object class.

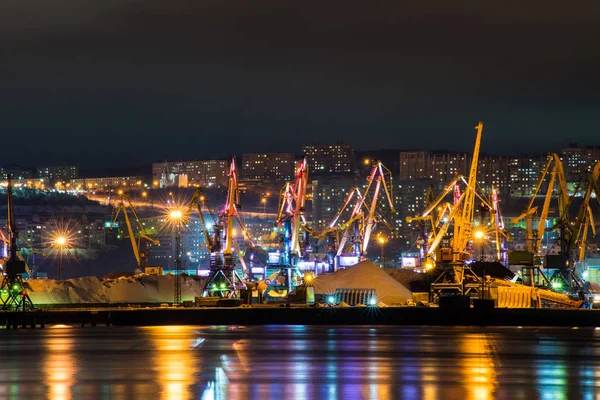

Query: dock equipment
[424,123,484,302]
[264,158,309,296]
[0,177,35,311]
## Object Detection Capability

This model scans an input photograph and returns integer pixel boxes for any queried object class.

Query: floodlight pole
[174,222,181,305]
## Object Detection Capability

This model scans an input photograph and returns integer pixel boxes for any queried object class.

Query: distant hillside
[79,165,150,178]
[0,188,98,206]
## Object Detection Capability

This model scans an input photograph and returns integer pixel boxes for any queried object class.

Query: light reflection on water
[44,333,77,400]
[0,325,599,399]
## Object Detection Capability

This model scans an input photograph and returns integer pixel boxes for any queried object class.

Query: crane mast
[0,176,35,310]
[202,158,246,299]
[490,187,509,262]
[266,158,308,296]
[428,122,485,303]
[453,121,483,261]
[566,161,600,262]
[508,153,574,289]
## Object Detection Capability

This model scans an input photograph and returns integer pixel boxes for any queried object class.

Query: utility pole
[174,223,181,305]
[169,209,183,305]
[58,247,63,280]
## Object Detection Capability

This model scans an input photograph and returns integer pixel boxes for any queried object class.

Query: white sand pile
[25,274,206,304]
[313,260,412,305]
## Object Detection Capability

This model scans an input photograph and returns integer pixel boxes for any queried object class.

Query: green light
[551,281,563,290]
[220,283,226,289]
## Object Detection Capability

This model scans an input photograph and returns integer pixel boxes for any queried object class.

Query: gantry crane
[199,158,247,298]
[0,176,35,310]
[546,160,600,292]
[110,193,159,269]
[332,161,395,267]
[427,122,485,301]
[264,158,309,296]
[509,153,571,288]
[568,161,600,266]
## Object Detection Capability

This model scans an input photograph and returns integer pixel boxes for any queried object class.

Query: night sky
[2,1,600,168]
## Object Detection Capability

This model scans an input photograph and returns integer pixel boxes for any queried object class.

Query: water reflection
[43,330,77,400]
[459,333,498,400]
[6,325,600,399]
[145,326,199,400]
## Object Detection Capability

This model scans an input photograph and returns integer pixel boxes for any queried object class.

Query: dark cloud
[1,1,599,167]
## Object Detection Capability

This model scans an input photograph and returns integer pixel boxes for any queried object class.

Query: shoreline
[2,306,600,328]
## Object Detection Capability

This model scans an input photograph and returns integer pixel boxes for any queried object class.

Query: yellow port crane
[428,122,485,301]
[508,153,570,288]
[200,158,247,298]
[568,161,600,264]
[510,153,570,257]
[110,193,159,269]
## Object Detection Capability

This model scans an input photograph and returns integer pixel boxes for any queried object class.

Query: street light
[55,236,67,280]
[474,229,485,261]
[169,209,182,220]
[260,197,267,213]
[424,259,434,271]
[377,235,387,268]
[169,209,184,304]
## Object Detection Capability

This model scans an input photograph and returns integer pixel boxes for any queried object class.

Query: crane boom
[418,175,463,218]
[453,121,483,260]
[183,189,214,253]
[427,191,466,256]
[110,193,158,268]
[568,161,600,261]
[223,159,240,256]
[334,161,394,258]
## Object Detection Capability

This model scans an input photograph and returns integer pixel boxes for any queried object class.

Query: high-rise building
[0,165,34,181]
[399,151,469,182]
[303,143,354,175]
[393,179,442,239]
[151,160,229,188]
[311,177,358,231]
[477,156,511,196]
[241,152,295,182]
[560,145,600,183]
[36,165,78,184]
[399,152,430,180]
[508,156,546,197]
